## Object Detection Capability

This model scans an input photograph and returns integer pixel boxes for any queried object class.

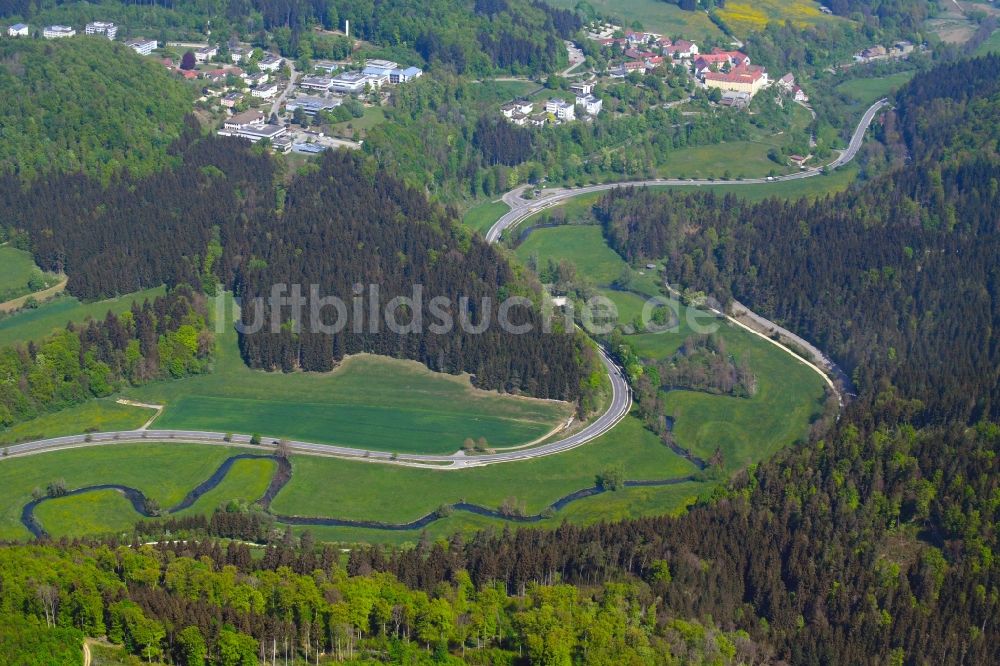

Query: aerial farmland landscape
[0,0,997,663]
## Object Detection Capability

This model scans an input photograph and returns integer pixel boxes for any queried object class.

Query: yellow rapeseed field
[719,0,832,34]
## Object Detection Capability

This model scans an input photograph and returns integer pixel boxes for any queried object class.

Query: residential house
[671,40,698,59]
[258,54,283,71]
[221,92,244,108]
[126,38,158,56]
[195,46,218,63]
[777,73,796,92]
[501,100,534,118]
[710,48,750,67]
[720,91,751,109]
[286,95,342,115]
[43,25,75,39]
[299,75,334,92]
[203,68,241,84]
[230,47,249,63]
[703,64,768,97]
[224,109,265,130]
[644,55,665,69]
[793,85,809,103]
[251,82,279,99]
[576,94,603,116]
[85,21,117,39]
[244,71,269,87]
[545,98,576,121]
[623,60,647,74]
[329,71,369,94]
[7,23,28,37]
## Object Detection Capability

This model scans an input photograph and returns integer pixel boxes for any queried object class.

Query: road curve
[0,345,631,470]
[0,100,885,470]
[486,99,887,243]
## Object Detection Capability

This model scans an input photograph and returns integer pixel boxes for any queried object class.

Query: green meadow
[512,214,826,473]
[0,400,154,445]
[836,72,915,104]
[123,299,573,455]
[0,443,243,541]
[0,286,166,347]
[0,412,699,541]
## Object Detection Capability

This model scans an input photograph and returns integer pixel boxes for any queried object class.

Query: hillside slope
[0,37,192,180]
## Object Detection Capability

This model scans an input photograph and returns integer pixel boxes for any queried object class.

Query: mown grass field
[124,300,573,455]
[836,72,915,104]
[0,400,154,445]
[546,0,724,41]
[511,216,826,473]
[0,286,166,347]
[0,443,244,540]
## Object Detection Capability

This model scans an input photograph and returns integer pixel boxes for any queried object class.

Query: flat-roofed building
[85,21,117,39]
[126,38,158,56]
[43,25,76,39]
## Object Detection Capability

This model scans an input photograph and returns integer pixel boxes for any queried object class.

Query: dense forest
[0,38,192,180]
[0,288,212,429]
[238,151,602,405]
[594,54,1000,425]
[1,126,603,408]
[0,0,577,75]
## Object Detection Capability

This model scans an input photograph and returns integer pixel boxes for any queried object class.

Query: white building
[219,109,286,144]
[251,83,279,99]
[126,38,158,56]
[244,71,268,86]
[7,23,28,37]
[195,46,218,63]
[570,81,595,96]
[43,25,76,39]
[576,94,603,116]
[286,95,342,116]
[258,54,283,71]
[230,47,249,63]
[545,98,576,121]
[501,100,534,118]
[85,21,117,39]
[330,71,369,94]
[299,75,334,92]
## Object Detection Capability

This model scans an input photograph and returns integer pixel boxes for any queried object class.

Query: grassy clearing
[836,72,915,104]
[975,29,1000,55]
[471,80,539,102]
[33,489,140,539]
[0,400,153,445]
[0,286,166,347]
[124,299,573,455]
[0,246,58,304]
[173,458,276,517]
[516,225,627,285]
[271,413,698,523]
[0,443,243,540]
[463,200,510,234]
[510,212,826,473]
[718,0,844,34]
[331,106,386,139]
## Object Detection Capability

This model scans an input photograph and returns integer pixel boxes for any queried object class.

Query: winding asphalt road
[0,100,885,469]
[486,98,887,243]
